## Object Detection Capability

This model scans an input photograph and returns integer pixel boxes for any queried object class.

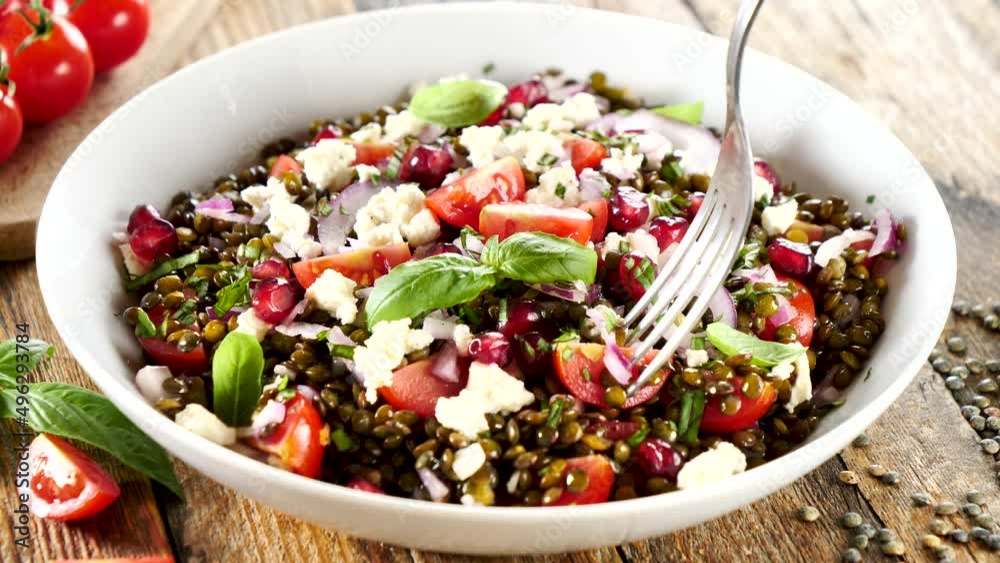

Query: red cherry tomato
[699,376,778,434]
[247,393,326,478]
[269,154,302,178]
[757,276,816,346]
[379,357,467,417]
[425,157,526,228]
[0,83,22,163]
[22,434,120,521]
[66,0,149,72]
[549,455,614,506]
[553,342,668,408]
[579,199,609,243]
[292,243,411,289]
[4,6,94,124]
[568,137,608,175]
[479,202,593,244]
[352,141,395,166]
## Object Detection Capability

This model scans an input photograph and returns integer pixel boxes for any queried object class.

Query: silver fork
[624,0,763,396]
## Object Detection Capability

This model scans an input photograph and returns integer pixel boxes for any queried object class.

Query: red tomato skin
[66,0,150,72]
[699,377,778,434]
[269,154,302,178]
[24,434,120,521]
[569,138,608,175]
[757,276,816,346]
[247,393,326,478]
[379,357,467,417]
[352,141,396,166]
[588,420,640,441]
[0,85,22,163]
[549,455,614,506]
[7,12,94,124]
[347,479,385,494]
[137,337,208,376]
[579,199,609,243]
[425,157,526,228]
[553,342,668,409]
[479,203,593,244]
[292,243,412,289]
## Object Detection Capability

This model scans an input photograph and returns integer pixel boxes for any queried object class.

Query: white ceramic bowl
[36,2,955,555]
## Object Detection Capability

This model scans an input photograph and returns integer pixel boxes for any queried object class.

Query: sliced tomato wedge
[784,220,824,243]
[757,276,816,346]
[699,376,778,434]
[23,434,120,521]
[568,138,608,175]
[553,342,669,408]
[292,243,412,289]
[269,154,302,178]
[579,199,609,243]
[379,357,467,418]
[352,141,396,166]
[425,157,526,228]
[247,393,326,478]
[347,479,385,494]
[479,203,593,244]
[549,455,614,506]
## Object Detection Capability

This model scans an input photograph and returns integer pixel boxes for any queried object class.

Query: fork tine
[625,206,725,341]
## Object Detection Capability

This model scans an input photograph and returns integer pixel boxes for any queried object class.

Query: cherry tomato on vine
[66,0,150,72]
[0,81,22,163]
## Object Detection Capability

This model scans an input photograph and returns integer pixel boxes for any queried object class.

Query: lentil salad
[115,70,903,506]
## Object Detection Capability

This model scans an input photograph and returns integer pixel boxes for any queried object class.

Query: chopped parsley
[482,62,496,75]
[555,183,567,198]
[866,194,876,204]
[316,198,334,217]
[133,309,157,338]
[677,390,706,445]
[212,266,252,318]
[539,153,559,166]
[331,428,355,452]
[659,158,685,184]
[171,299,198,326]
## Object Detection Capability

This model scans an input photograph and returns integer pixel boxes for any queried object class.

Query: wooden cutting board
[0,0,223,261]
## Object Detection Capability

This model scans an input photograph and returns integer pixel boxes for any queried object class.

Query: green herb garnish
[213,266,252,318]
[651,100,704,125]
[211,332,264,426]
[480,232,597,285]
[677,390,706,444]
[331,428,355,452]
[125,251,201,291]
[706,322,806,367]
[134,309,157,338]
[329,344,356,360]
[409,79,508,128]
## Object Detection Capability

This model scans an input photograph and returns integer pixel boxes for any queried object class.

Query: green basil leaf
[134,309,157,338]
[365,255,498,329]
[651,101,704,125]
[409,79,508,128]
[211,332,264,426]
[678,390,706,444]
[0,339,53,386]
[706,322,806,367]
[125,251,201,291]
[480,232,597,284]
[213,266,252,318]
[0,383,183,497]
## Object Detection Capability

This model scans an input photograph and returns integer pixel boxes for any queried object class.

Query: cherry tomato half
[22,434,120,521]
[292,243,411,289]
[699,376,778,434]
[757,276,816,347]
[479,202,593,245]
[553,342,669,409]
[425,156,526,228]
[548,455,614,506]
[379,357,467,417]
[247,392,326,478]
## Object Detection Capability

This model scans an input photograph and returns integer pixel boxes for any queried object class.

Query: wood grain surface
[1,1,998,562]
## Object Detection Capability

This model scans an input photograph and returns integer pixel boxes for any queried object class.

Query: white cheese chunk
[451,443,487,480]
[354,319,434,403]
[769,361,795,381]
[175,403,236,446]
[601,232,629,258]
[626,229,660,262]
[296,139,357,191]
[676,442,747,490]
[761,199,800,237]
[435,362,535,438]
[383,110,427,143]
[499,130,565,173]
[355,164,382,184]
[266,198,322,258]
[241,176,293,213]
[349,122,383,143]
[601,146,644,181]
[305,269,358,325]
[453,324,474,356]
[753,173,775,204]
[235,309,270,341]
[784,353,813,413]
[526,161,582,206]
[354,183,441,247]
[459,125,504,168]
[522,93,601,132]
[685,349,709,368]
[119,243,150,277]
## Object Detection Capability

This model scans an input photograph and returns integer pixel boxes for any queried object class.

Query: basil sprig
[125,251,201,291]
[211,332,264,426]
[364,232,598,329]
[409,79,508,128]
[651,100,704,125]
[706,322,806,367]
[0,339,53,386]
[213,265,252,317]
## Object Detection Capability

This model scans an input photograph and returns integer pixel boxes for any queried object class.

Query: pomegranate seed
[754,159,781,194]
[767,238,814,277]
[648,216,690,251]
[252,258,290,280]
[609,187,650,232]
[469,332,513,367]
[127,204,160,234]
[500,300,544,338]
[252,278,298,325]
[513,331,552,376]
[347,479,384,494]
[399,145,453,189]
[636,439,684,479]
[686,192,705,219]
[413,242,461,260]
[129,218,178,262]
[310,126,342,146]
[617,251,655,301]
[480,80,549,125]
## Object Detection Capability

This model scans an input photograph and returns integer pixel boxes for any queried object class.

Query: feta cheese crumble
[435,362,536,438]
[625,229,660,262]
[350,122,383,143]
[526,161,581,206]
[522,93,601,132]
[266,198,323,258]
[235,309,271,341]
[383,110,428,143]
[305,269,358,325]
[119,243,150,277]
[753,173,775,204]
[601,145,644,181]
[175,403,236,446]
[452,443,487,480]
[685,349,709,368]
[453,324,474,356]
[600,232,629,258]
[241,176,293,213]
[784,353,813,413]
[354,319,434,403]
[353,183,441,247]
[499,130,565,173]
[295,139,357,191]
[459,125,504,168]
[355,164,382,184]
[769,361,795,381]
[676,442,747,490]
[761,199,800,237]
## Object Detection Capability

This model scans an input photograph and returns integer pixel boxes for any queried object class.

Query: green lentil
[880,539,905,556]
[880,471,901,485]
[930,519,952,535]
[839,512,863,529]
[911,492,933,507]
[876,528,896,543]
[851,433,870,447]
[967,491,987,505]
[963,503,984,517]
[838,470,860,485]
[980,439,1000,455]
[921,534,942,549]
[945,376,965,390]
[856,523,877,539]
[935,502,959,516]
[839,548,861,563]
[950,529,970,544]
[796,506,820,522]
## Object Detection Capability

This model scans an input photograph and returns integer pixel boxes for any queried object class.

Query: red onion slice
[250,400,287,436]
[296,385,319,403]
[430,343,461,383]
[326,326,355,346]
[194,197,253,223]
[868,208,898,257]
[316,181,380,254]
[418,468,450,502]
[578,168,610,202]
[707,287,737,327]
[814,229,876,267]
[135,365,171,404]
[602,332,633,385]
[277,299,308,327]
[530,281,589,303]
[274,322,329,340]
[587,110,720,173]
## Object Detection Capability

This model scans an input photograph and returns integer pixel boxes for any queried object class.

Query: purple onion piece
[602,332,633,385]
[869,208,898,257]
[530,281,589,303]
[250,400,286,436]
[430,342,461,383]
[316,181,380,254]
[586,109,721,173]
[418,468,449,502]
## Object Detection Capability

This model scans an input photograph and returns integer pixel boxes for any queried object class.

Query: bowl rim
[36,0,956,525]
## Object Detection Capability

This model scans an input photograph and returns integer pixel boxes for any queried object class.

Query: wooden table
[2,1,998,561]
